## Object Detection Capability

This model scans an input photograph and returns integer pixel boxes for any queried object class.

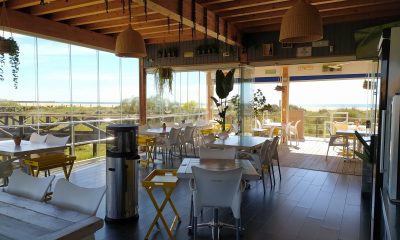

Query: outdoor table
[335,130,369,159]
[263,122,282,128]
[145,127,172,136]
[142,169,181,240]
[0,140,67,158]
[0,191,103,240]
[252,128,269,136]
[207,135,270,151]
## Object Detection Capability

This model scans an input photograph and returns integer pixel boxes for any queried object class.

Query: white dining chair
[46,134,70,146]
[0,159,14,187]
[191,166,244,240]
[199,146,236,160]
[51,178,106,216]
[5,169,55,202]
[181,126,197,157]
[29,132,47,143]
[289,120,301,146]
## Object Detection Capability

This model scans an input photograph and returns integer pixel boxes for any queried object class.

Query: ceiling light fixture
[115,24,147,58]
[279,0,323,43]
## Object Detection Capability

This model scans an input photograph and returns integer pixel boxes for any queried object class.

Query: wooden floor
[57,158,370,240]
[278,138,363,176]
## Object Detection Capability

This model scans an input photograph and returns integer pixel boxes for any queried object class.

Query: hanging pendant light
[115,24,147,58]
[279,0,323,43]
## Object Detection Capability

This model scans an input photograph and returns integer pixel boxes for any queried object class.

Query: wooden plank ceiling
[4,0,400,49]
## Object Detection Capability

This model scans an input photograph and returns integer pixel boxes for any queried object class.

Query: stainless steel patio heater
[105,124,139,223]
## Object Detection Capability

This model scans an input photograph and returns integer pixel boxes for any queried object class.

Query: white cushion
[46,134,69,145]
[29,132,47,144]
[6,170,54,202]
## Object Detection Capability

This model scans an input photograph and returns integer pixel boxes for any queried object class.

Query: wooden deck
[278,138,363,176]
[50,158,370,240]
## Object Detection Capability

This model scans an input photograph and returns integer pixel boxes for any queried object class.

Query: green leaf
[210,96,221,107]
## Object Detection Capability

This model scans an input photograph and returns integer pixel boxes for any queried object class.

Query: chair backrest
[192,166,242,209]
[46,134,70,145]
[199,146,236,160]
[29,132,47,144]
[0,159,14,179]
[201,134,215,145]
[255,119,262,128]
[294,120,301,128]
[169,127,181,145]
[268,127,276,138]
[182,126,196,142]
[51,179,106,216]
[6,169,55,201]
[259,139,272,166]
[285,122,292,134]
[271,136,280,160]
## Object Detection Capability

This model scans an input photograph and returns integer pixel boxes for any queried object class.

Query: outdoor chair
[29,132,47,143]
[289,120,301,146]
[50,178,106,240]
[282,121,293,145]
[237,139,274,193]
[25,134,75,180]
[199,146,236,160]
[158,127,182,164]
[0,159,14,187]
[326,127,349,160]
[271,136,282,180]
[191,166,244,240]
[5,169,55,202]
[181,126,197,157]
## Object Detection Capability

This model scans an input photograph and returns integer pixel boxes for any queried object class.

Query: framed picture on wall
[262,43,274,56]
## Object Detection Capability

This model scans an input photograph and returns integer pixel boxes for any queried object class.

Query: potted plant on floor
[210,68,235,132]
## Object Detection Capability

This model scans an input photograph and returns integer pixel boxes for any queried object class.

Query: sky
[0,32,374,109]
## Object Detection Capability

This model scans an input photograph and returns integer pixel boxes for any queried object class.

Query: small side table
[143,169,181,240]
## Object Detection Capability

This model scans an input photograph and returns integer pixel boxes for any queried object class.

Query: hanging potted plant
[0,36,19,88]
[154,66,173,94]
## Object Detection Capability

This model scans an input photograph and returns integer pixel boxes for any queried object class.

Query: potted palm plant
[0,36,20,89]
[210,68,235,132]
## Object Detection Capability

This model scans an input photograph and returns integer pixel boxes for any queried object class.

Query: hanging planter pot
[0,36,20,89]
[154,67,174,94]
[0,37,12,54]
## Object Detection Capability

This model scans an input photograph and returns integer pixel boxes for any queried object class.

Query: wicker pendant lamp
[279,0,323,43]
[115,24,147,58]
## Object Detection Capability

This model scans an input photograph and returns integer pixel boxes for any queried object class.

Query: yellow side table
[142,169,181,240]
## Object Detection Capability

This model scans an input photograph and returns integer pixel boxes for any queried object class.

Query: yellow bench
[24,154,76,180]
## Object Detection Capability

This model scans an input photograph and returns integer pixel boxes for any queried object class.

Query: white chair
[46,134,70,146]
[0,159,14,187]
[51,178,106,216]
[199,146,236,160]
[237,139,274,193]
[255,119,262,128]
[283,121,293,145]
[5,169,55,202]
[289,120,301,146]
[191,166,244,240]
[201,134,215,145]
[271,136,281,180]
[158,127,182,163]
[181,126,197,157]
[29,132,47,143]
[268,126,276,138]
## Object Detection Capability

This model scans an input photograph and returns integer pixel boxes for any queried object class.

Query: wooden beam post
[207,71,213,121]
[281,66,289,142]
[139,58,147,125]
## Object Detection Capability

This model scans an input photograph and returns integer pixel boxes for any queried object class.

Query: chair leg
[267,167,273,189]
[235,218,240,240]
[212,208,219,240]
[193,216,197,240]
[192,143,196,157]
[276,155,282,180]
[261,168,266,194]
[325,146,330,160]
[270,163,276,186]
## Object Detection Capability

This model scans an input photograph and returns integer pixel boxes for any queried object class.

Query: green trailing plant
[253,89,272,119]
[0,36,20,89]
[210,68,235,131]
[154,67,173,94]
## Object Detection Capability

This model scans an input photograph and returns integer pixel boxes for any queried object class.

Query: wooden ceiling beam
[84,14,166,31]
[134,0,241,46]
[242,8,400,33]
[68,10,158,26]
[228,0,397,24]
[30,0,107,16]
[145,31,205,44]
[100,21,180,34]
[50,2,147,21]
[6,0,56,10]
[143,29,201,40]
[1,8,115,52]
[236,1,400,29]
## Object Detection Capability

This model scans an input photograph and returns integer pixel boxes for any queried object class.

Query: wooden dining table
[0,191,103,240]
